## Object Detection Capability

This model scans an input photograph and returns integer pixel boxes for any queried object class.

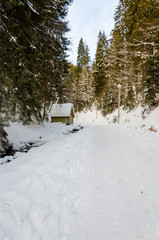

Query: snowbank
[1,122,81,165]
[4,122,79,150]
[105,105,159,133]
[76,105,159,134]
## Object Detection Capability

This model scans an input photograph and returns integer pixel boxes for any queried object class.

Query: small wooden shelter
[50,103,75,125]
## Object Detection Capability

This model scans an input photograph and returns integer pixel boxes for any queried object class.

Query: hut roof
[50,103,75,117]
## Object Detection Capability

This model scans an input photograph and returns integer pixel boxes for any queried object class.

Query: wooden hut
[50,103,75,125]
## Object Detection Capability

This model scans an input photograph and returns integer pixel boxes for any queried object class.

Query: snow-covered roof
[50,103,74,117]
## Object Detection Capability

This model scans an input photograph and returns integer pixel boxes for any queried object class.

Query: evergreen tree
[77,38,91,69]
[93,31,108,101]
[77,65,94,110]
[63,64,79,107]
[74,39,92,110]
[65,40,93,111]
[102,84,117,115]
[0,126,10,157]
[83,44,91,67]
[0,83,11,156]
[143,55,159,108]
[77,38,85,69]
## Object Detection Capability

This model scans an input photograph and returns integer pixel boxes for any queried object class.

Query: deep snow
[0,108,159,240]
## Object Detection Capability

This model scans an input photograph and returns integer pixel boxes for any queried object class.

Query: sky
[67,0,119,64]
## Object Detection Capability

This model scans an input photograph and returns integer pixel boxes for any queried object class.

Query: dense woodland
[69,0,159,114]
[0,0,159,156]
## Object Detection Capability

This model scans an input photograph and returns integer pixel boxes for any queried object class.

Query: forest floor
[0,109,159,240]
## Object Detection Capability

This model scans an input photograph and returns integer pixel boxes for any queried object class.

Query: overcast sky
[67,0,119,64]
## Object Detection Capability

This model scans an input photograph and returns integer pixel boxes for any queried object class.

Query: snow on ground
[77,105,159,132]
[0,107,159,240]
[105,105,159,132]
[1,122,80,165]
[5,122,77,150]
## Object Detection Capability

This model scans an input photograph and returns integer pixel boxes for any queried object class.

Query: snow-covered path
[85,125,159,240]
[0,123,159,240]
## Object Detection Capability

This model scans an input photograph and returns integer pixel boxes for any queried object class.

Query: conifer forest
[0,0,159,156]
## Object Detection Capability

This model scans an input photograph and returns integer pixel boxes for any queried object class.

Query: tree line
[67,0,159,115]
[0,0,72,155]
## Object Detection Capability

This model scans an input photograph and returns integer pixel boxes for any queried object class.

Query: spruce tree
[69,39,93,111]
[0,83,11,156]
[93,31,108,101]
[102,84,117,115]
[143,55,159,108]
[77,38,91,69]
[83,44,91,67]
[77,38,85,69]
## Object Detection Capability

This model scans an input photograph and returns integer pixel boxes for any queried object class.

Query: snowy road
[0,123,159,240]
[84,125,159,240]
